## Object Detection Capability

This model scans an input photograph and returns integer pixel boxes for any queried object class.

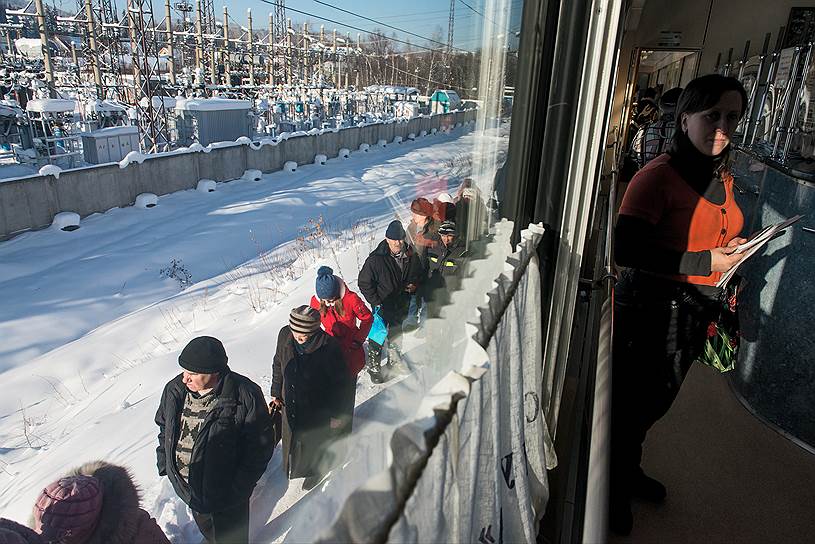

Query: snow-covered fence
[0,109,476,240]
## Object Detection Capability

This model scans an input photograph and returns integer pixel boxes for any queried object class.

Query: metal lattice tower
[76,0,124,99]
[126,0,171,152]
[273,0,286,42]
[196,0,217,86]
[447,0,455,56]
[94,0,125,100]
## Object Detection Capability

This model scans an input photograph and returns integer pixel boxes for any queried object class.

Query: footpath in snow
[0,125,508,543]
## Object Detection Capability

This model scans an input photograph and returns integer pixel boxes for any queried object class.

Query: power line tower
[272,0,286,86]
[445,0,455,85]
[126,0,171,152]
[80,0,126,100]
[273,0,285,41]
[195,0,217,86]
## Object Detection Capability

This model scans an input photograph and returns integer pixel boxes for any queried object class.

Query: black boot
[632,470,666,502]
[609,496,633,535]
[366,344,384,384]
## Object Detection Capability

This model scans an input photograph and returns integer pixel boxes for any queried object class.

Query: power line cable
[457,0,500,28]
[311,0,471,54]
[256,0,458,54]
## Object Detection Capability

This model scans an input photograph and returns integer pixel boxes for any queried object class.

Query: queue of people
[0,187,477,544]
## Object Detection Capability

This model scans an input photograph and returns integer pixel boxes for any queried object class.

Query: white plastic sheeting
[319,222,552,543]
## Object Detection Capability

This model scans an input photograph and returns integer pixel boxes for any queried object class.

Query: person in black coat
[426,220,469,318]
[357,220,424,383]
[155,336,275,544]
[269,306,353,490]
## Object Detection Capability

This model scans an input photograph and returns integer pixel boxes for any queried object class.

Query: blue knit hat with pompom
[315,266,340,299]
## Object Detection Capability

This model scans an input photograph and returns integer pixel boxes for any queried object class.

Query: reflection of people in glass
[358,221,424,383]
[610,75,749,535]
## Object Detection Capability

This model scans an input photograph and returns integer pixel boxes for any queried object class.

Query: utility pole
[195,0,204,87]
[302,22,308,85]
[34,0,56,97]
[247,8,254,87]
[163,0,176,85]
[332,29,338,87]
[286,18,292,85]
[268,12,274,85]
[446,0,455,84]
[222,5,230,86]
[84,0,103,96]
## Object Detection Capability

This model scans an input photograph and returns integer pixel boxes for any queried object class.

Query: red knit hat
[33,476,103,544]
[410,197,433,217]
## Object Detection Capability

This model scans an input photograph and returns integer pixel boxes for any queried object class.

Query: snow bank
[119,151,146,168]
[338,148,350,159]
[51,211,79,231]
[196,179,216,193]
[235,136,252,145]
[242,169,262,182]
[314,154,327,165]
[407,133,416,141]
[38,164,62,179]
[393,136,403,144]
[419,130,427,138]
[377,139,387,148]
[187,142,205,153]
[358,143,370,153]
[135,193,158,208]
[431,128,438,135]
[283,161,297,172]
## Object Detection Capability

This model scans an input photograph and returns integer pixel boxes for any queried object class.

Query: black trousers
[610,271,717,500]
[192,499,250,544]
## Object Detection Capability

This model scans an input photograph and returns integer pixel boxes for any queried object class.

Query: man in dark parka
[357,220,424,382]
[269,306,352,490]
[155,336,275,544]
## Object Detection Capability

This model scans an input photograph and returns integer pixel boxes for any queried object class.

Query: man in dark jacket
[358,220,424,383]
[426,220,469,317]
[269,306,352,490]
[155,336,275,544]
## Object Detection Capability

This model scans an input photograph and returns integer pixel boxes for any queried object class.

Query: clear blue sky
[52,0,521,52]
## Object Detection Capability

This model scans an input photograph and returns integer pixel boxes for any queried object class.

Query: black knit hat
[385,220,405,241]
[438,220,457,236]
[178,336,228,374]
[289,305,322,334]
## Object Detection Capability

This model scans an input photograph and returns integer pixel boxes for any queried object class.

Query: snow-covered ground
[0,125,507,542]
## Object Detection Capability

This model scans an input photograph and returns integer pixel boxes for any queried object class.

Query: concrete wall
[0,110,477,240]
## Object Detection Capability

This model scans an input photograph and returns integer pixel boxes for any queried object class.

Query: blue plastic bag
[367,307,388,345]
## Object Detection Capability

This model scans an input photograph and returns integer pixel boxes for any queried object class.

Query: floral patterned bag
[696,277,742,373]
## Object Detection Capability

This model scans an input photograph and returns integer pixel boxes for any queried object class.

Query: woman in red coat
[309,266,373,376]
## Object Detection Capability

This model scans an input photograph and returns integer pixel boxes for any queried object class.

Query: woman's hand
[710,246,744,273]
